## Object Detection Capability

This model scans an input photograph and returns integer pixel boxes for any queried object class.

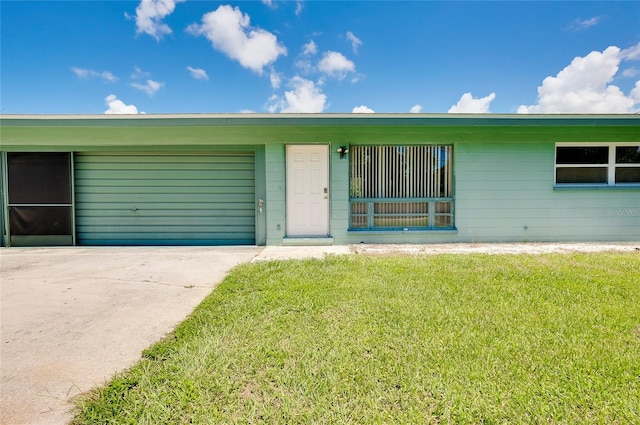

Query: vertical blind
[350,146,452,199]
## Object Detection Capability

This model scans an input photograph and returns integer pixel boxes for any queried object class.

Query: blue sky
[1,0,639,114]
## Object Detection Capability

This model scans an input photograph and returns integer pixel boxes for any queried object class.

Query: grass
[72,252,640,424]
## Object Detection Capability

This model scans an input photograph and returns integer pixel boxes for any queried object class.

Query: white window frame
[555,142,640,187]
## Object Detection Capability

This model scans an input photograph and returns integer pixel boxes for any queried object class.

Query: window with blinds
[349,145,454,230]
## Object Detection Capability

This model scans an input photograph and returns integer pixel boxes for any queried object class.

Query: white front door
[286,145,329,237]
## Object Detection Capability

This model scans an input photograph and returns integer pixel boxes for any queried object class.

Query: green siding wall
[265,143,286,245]
[329,144,350,240]
[1,115,638,245]
[75,153,256,245]
[243,126,639,245]
[339,141,639,244]
[265,142,351,245]
[454,141,640,242]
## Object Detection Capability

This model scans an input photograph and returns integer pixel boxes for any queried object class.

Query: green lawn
[72,253,640,424]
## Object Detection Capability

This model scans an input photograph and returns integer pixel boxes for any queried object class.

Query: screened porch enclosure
[349,145,454,230]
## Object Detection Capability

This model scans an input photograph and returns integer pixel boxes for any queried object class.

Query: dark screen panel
[7,152,71,204]
[616,146,640,164]
[9,206,73,235]
[556,167,608,184]
[615,167,640,183]
[556,147,608,165]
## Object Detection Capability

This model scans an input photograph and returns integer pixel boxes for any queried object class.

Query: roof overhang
[1,113,639,128]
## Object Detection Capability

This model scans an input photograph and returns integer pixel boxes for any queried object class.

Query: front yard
[73,252,640,424]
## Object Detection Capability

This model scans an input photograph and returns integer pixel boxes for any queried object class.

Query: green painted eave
[1,113,639,151]
[2,113,639,127]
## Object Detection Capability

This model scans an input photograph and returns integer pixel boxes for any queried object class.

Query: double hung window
[555,144,640,186]
[349,145,453,230]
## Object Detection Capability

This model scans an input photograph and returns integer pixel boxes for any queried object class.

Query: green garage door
[74,153,256,245]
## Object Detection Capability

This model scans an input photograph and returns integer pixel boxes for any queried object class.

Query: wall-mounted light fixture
[336,146,349,159]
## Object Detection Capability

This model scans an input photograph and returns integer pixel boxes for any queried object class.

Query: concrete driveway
[0,247,263,425]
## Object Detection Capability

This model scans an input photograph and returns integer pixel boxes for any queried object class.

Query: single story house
[0,113,638,247]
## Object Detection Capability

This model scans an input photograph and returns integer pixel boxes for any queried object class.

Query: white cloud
[352,105,374,113]
[567,16,601,31]
[622,67,638,78]
[131,79,164,96]
[621,42,640,60]
[295,41,318,73]
[71,67,118,82]
[295,59,314,74]
[187,66,209,80]
[261,0,273,7]
[187,5,287,74]
[410,104,422,113]
[295,1,303,16]
[134,0,185,40]
[318,51,355,80]
[631,81,640,103]
[302,40,317,56]
[104,94,142,114]
[346,31,362,53]
[72,67,91,78]
[131,66,151,80]
[129,67,163,95]
[517,45,640,113]
[267,76,327,113]
[448,92,495,113]
[270,69,282,89]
